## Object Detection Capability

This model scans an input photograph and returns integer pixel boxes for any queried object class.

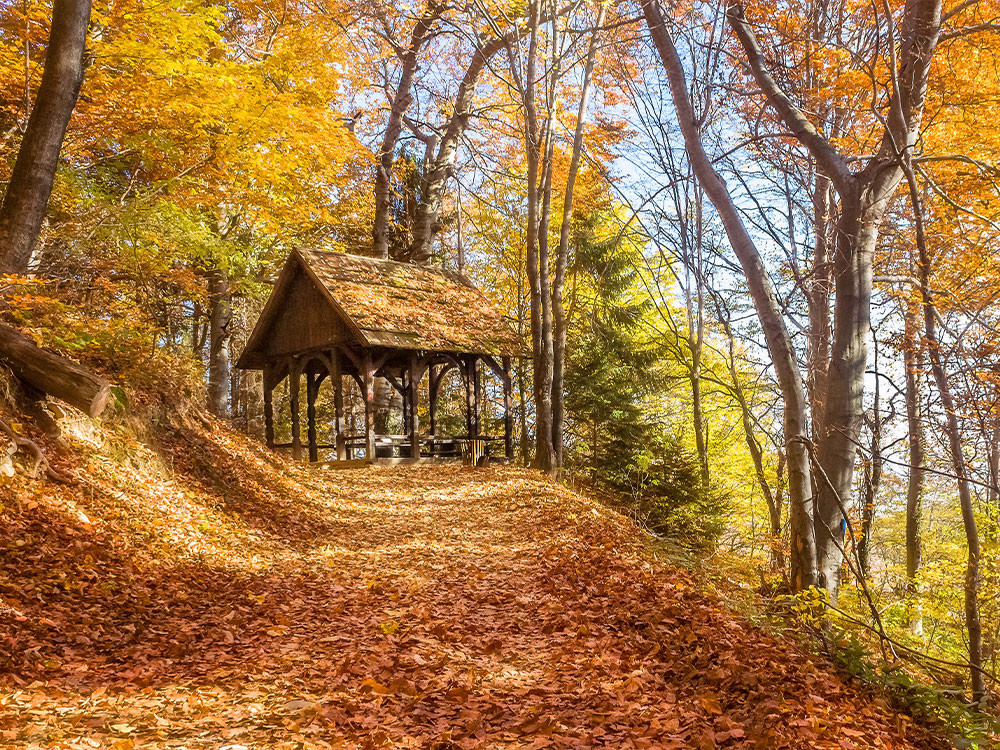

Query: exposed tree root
[0,416,68,483]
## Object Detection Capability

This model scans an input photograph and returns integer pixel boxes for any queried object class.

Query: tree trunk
[371,2,443,259]
[520,1,555,473]
[191,300,208,356]
[551,3,604,469]
[641,0,817,590]
[988,418,1000,508]
[903,302,925,637]
[535,111,556,474]
[373,377,396,434]
[516,358,531,462]
[812,198,876,602]
[207,268,231,418]
[726,0,942,603]
[857,342,883,579]
[0,0,92,274]
[0,321,110,417]
[686,192,709,487]
[405,33,512,262]
[719,313,782,571]
[806,175,832,439]
[907,159,986,702]
[405,7,565,262]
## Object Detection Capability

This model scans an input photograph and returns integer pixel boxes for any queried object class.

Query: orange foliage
[1,418,951,748]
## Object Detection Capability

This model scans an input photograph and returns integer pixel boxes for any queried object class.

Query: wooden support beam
[371,349,391,375]
[332,347,345,460]
[472,355,481,438]
[306,368,318,463]
[289,358,302,461]
[336,343,362,372]
[408,352,420,458]
[503,355,513,460]
[401,370,409,428]
[464,358,474,439]
[479,353,506,382]
[385,374,404,395]
[363,351,375,461]
[428,364,437,437]
[263,362,275,450]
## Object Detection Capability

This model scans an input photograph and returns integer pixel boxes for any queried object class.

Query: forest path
[2,431,944,749]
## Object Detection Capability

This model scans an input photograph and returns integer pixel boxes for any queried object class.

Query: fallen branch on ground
[0,321,111,418]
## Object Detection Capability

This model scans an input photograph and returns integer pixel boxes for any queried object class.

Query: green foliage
[563,209,729,549]
[563,209,656,484]
[629,434,728,548]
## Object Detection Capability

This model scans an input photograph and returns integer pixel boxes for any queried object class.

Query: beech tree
[639,0,819,590]
[0,0,91,274]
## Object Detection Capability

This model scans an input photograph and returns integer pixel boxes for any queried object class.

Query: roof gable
[238,250,524,368]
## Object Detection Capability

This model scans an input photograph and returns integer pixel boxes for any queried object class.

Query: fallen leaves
[0,421,951,748]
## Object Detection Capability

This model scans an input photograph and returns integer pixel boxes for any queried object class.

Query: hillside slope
[0,417,946,749]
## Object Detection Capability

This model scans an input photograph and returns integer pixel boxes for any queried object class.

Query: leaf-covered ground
[1,419,947,749]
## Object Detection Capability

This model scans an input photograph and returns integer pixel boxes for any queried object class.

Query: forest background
[3,0,1000,733]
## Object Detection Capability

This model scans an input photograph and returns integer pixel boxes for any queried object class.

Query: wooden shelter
[236,249,523,465]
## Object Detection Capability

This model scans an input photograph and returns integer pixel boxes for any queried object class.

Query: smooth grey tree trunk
[207,269,232,418]
[371,3,444,259]
[727,0,943,603]
[404,34,512,263]
[641,0,818,590]
[857,342,883,579]
[806,176,832,439]
[512,1,554,473]
[405,7,567,263]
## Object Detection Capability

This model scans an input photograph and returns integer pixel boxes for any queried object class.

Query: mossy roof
[238,249,525,367]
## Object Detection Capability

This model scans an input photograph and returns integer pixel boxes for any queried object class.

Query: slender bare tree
[640,0,818,590]
[725,0,943,602]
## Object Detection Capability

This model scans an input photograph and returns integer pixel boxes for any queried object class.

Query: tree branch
[725,1,855,192]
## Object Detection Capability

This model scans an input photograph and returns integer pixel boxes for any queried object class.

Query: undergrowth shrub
[631,435,729,549]
[589,430,728,550]
[2,276,203,421]
[775,588,997,747]
[832,627,997,746]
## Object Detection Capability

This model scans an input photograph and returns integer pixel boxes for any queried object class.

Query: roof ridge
[297,247,472,281]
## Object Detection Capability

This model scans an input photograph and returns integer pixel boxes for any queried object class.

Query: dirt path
[1,431,945,749]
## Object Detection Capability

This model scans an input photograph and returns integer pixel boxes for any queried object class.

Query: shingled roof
[237,249,524,369]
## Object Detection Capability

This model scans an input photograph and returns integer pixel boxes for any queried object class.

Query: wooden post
[363,351,375,461]
[289,358,302,461]
[263,363,274,450]
[503,355,513,460]
[306,368,318,463]
[472,355,481,438]
[401,369,409,428]
[428,364,438,437]
[408,352,420,458]
[464,358,475,439]
[332,348,345,460]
